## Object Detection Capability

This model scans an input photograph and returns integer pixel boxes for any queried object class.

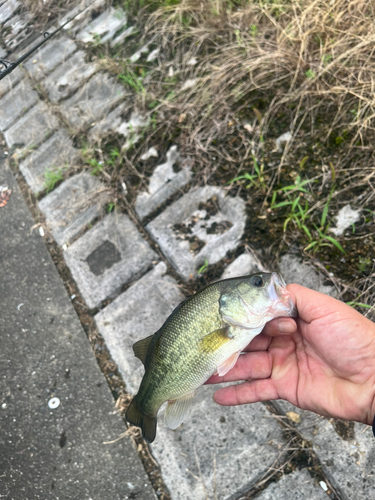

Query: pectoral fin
[165,392,196,430]
[217,351,241,376]
[198,327,231,354]
[133,334,154,365]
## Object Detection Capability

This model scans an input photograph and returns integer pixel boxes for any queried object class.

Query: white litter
[140,147,158,160]
[39,226,45,237]
[187,57,198,65]
[48,397,60,409]
[319,481,328,492]
[275,131,292,150]
[181,79,197,91]
[330,205,361,236]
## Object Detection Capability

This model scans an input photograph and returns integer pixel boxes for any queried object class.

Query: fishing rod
[0,9,82,81]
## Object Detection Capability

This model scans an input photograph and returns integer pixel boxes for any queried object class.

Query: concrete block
[95,262,184,394]
[39,172,110,246]
[311,420,375,500]
[256,469,327,500]
[64,212,158,308]
[3,12,32,52]
[76,7,126,43]
[135,146,192,220]
[274,400,375,500]
[4,102,59,150]
[0,0,20,23]
[153,389,287,500]
[43,50,97,102]
[221,252,268,279]
[19,130,78,194]
[0,66,23,99]
[0,78,38,132]
[110,26,135,47]
[59,0,106,35]
[279,254,336,296]
[89,108,148,149]
[146,186,246,280]
[60,72,125,128]
[24,36,77,81]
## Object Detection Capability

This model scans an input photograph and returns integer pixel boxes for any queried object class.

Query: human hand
[207,284,375,426]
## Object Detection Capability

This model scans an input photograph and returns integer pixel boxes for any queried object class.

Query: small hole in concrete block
[86,240,122,276]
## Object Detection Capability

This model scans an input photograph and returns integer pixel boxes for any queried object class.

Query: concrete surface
[39,172,110,245]
[0,78,38,132]
[0,156,156,500]
[64,212,159,308]
[60,72,126,128]
[43,50,97,102]
[4,101,59,150]
[146,186,246,280]
[19,129,79,194]
[135,145,192,220]
[24,36,77,82]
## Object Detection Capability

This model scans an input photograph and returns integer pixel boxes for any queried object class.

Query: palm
[209,284,375,426]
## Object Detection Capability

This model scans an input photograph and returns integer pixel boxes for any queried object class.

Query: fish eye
[250,275,264,287]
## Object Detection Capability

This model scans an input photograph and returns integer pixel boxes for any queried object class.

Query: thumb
[262,317,297,336]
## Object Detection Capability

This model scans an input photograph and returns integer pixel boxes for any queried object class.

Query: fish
[126,272,296,443]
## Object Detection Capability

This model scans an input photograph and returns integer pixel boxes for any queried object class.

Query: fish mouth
[269,273,297,317]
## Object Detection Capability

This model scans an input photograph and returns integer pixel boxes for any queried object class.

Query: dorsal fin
[132,334,154,365]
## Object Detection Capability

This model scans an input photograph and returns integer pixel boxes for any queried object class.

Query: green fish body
[126,272,296,442]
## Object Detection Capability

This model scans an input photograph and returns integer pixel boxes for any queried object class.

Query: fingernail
[278,320,296,334]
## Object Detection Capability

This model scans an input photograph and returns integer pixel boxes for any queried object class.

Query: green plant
[118,67,145,93]
[44,168,64,193]
[229,155,267,192]
[197,259,209,274]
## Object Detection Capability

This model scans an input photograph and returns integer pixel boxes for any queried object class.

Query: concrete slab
[221,252,268,279]
[95,262,185,394]
[146,186,246,280]
[312,420,375,500]
[110,26,135,47]
[279,254,336,296]
[153,389,287,500]
[59,0,107,35]
[4,101,59,151]
[0,0,20,23]
[43,50,97,102]
[64,211,159,309]
[0,65,23,99]
[24,36,77,81]
[19,130,79,194]
[38,172,110,246]
[0,78,38,132]
[60,72,126,128]
[135,145,192,220]
[0,157,156,500]
[76,7,126,43]
[3,12,32,52]
[255,469,327,500]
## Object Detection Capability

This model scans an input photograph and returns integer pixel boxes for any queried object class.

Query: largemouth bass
[126,272,296,443]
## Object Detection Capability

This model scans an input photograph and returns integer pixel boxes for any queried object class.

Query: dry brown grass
[141,0,375,151]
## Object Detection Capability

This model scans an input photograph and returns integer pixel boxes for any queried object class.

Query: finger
[262,318,297,336]
[213,379,279,406]
[206,351,272,384]
[242,333,272,352]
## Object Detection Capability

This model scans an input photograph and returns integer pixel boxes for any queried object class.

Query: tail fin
[126,397,157,444]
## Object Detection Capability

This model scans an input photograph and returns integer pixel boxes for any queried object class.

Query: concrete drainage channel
[1,1,375,499]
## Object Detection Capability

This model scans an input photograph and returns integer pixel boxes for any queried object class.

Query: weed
[197,259,209,275]
[229,155,267,193]
[44,168,65,193]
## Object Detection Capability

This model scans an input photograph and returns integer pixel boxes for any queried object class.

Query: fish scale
[126,273,296,443]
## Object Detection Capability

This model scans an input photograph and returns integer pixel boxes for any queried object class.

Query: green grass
[44,168,65,193]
